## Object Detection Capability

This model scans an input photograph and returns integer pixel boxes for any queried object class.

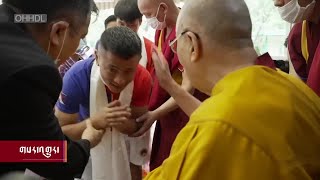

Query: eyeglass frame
[169,30,199,54]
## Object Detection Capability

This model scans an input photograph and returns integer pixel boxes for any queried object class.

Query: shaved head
[176,0,257,95]
[138,0,176,13]
[138,0,179,28]
[178,0,253,49]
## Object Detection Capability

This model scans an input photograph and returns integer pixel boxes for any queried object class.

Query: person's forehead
[138,0,157,14]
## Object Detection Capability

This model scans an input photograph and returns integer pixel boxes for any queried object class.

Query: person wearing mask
[55,27,152,180]
[136,0,209,171]
[275,0,320,95]
[0,0,105,179]
[145,0,320,179]
[114,0,154,73]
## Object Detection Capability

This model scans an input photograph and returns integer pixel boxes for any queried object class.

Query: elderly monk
[135,0,209,171]
[275,0,320,95]
[145,0,320,179]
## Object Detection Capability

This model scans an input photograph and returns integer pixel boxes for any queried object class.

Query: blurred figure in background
[115,0,154,73]
[275,0,320,95]
[104,14,117,29]
[95,15,118,50]
[58,39,94,78]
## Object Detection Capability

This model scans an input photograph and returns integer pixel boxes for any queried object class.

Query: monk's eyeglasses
[169,30,199,54]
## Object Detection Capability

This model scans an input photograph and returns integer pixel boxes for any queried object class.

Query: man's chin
[107,84,123,94]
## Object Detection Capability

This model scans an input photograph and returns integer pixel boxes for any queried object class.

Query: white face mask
[278,0,316,23]
[146,4,167,30]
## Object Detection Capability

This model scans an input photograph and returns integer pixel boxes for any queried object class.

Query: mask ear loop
[46,28,68,55]
[46,28,68,64]
[157,3,167,23]
[55,28,68,64]
[46,39,51,55]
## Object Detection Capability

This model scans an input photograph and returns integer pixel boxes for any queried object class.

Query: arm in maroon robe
[307,42,320,96]
[287,23,309,81]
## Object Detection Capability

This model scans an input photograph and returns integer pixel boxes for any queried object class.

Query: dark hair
[100,26,141,60]
[3,0,98,31]
[114,0,142,23]
[104,15,117,28]
[284,37,288,48]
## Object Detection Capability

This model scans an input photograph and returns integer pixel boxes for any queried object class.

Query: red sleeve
[307,43,320,96]
[144,38,155,74]
[131,65,152,107]
[288,23,308,80]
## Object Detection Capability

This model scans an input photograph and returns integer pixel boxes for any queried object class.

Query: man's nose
[113,74,125,85]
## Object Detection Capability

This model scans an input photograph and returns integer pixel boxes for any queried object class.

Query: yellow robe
[145,66,320,180]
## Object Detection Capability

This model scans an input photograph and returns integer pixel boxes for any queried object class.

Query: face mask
[146,3,167,30]
[278,0,316,23]
[47,28,68,65]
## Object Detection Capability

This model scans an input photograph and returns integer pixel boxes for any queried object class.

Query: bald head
[138,0,176,13]
[179,0,253,49]
[138,0,179,28]
[274,0,316,7]
[175,0,257,94]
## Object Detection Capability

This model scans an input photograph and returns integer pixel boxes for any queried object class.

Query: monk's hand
[151,45,175,89]
[111,117,138,135]
[90,100,131,130]
[82,120,105,148]
[130,111,158,137]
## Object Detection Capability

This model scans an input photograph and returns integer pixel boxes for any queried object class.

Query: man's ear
[160,3,169,15]
[49,21,69,47]
[186,31,201,63]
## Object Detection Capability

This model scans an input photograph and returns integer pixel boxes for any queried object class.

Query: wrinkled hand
[130,111,158,137]
[111,118,137,135]
[151,45,174,88]
[82,120,105,148]
[90,100,131,130]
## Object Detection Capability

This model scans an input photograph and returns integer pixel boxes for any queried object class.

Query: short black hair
[3,0,98,31]
[114,0,142,23]
[104,15,117,28]
[100,26,141,60]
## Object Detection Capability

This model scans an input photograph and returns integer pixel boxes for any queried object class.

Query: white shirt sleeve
[126,130,151,166]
